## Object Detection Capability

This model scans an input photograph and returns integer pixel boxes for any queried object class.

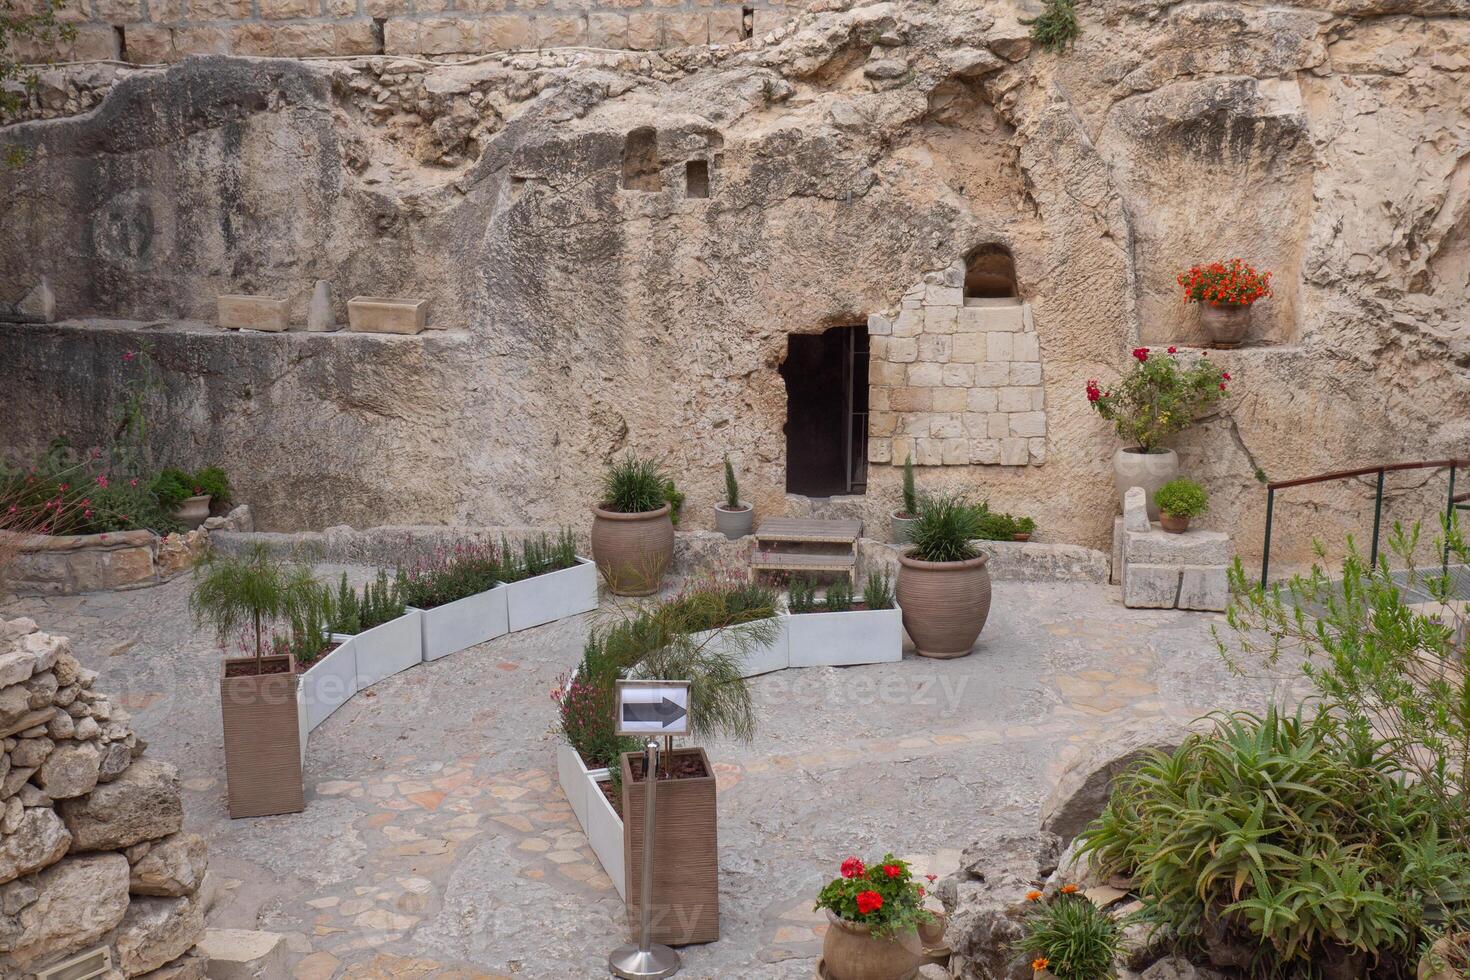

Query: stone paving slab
[0,568,1295,978]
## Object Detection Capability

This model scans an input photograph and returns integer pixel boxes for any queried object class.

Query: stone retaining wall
[2,528,207,597]
[18,0,790,63]
[0,617,209,978]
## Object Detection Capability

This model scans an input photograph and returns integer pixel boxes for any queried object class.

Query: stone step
[754,518,863,545]
[750,551,857,576]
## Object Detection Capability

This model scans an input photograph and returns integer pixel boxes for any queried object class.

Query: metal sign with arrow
[615,679,691,737]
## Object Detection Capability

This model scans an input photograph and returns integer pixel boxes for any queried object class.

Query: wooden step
[750,551,857,575]
[754,518,863,545]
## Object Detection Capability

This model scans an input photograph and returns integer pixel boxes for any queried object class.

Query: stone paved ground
[0,569,1296,979]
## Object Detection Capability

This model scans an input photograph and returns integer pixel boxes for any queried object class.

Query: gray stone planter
[714,503,754,540]
[414,585,509,661]
[298,638,359,732]
[691,616,789,677]
[504,557,598,633]
[785,605,904,668]
[891,512,919,544]
[333,610,423,690]
[555,744,625,900]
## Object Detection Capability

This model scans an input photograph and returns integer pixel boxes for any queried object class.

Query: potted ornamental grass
[1017,888,1120,980]
[816,853,943,980]
[891,454,920,544]
[714,455,754,540]
[329,569,422,689]
[1177,258,1272,348]
[191,545,318,818]
[592,454,677,596]
[1085,346,1229,520]
[897,494,991,659]
[498,528,598,631]
[1154,478,1208,534]
[784,572,902,667]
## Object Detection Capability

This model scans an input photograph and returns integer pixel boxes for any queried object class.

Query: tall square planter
[299,638,359,732]
[690,617,789,678]
[620,746,719,945]
[336,610,423,691]
[221,655,305,819]
[556,744,626,900]
[785,605,904,668]
[505,558,599,633]
[415,586,509,661]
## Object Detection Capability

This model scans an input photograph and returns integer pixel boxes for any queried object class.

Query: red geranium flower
[1132,347,1149,362]
[1085,379,1102,402]
[883,864,902,879]
[1222,372,1231,380]
[856,890,883,915]
[841,857,865,880]
[1167,345,1177,353]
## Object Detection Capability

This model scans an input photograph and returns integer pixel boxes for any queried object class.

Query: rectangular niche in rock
[685,160,710,199]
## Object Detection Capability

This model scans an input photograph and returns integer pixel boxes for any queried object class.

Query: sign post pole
[608,683,685,979]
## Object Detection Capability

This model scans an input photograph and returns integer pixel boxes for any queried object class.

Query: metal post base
[608,942,680,978]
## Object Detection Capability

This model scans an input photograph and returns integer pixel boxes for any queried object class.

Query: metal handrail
[1260,458,1469,587]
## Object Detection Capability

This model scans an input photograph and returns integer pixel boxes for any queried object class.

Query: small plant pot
[1012,533,1031,542]
[1159,513,1191,534]
[714,502,754,540]
[897,552,992,659]
[1199,301,1251,347]
[1112,447,1178,521]
[591,503,674,596]
[890,511,919,545]
[172,494,212,530]
[220,654,304,819]
[821,911,925,980]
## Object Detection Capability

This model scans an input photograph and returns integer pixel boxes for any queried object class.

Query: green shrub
[663,478,685,526]
[1022,0,1080,54]
[499,528,578,583]
[399,540,502,609]
[900,453,919,517]
[1016,892,1120,980]
[1155,478,1208,519]
[602,454,667,514]
[329,569,406,635]
[0,446,179,536]
[1077,706,1455,973]
[910,493,982,563]
[1086,349,1229,452]
[192,466,231,507]
[150,468,194,508]
[666,574,779,633]
[815,854,934,939]
[190,545,321,663]
[823,578,853,612]
[787,576,818,614]
[723,456,741,509]
[863,570,895,611]
[971,501,1037,540]
[270,579,336,666]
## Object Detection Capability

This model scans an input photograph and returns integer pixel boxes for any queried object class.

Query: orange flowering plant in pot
[816,854,942,980]
[1177,258,1273,347]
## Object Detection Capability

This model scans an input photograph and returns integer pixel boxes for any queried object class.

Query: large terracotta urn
[821,912,924,980]
[1199,301,1251,347]
[590,502,674,596]
[896,552,991,659]
[1112,447,1178,521]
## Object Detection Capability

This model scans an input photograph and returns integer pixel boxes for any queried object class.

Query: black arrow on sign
[622,698,688,728]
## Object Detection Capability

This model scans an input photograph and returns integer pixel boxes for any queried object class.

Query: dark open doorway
[780,326,869,497]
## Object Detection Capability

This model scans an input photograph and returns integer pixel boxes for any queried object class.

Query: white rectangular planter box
[785,605,904,668]
[413,586,509,662]
[505,557,599,633]
[299,637,360,732]
[691,616,789,678]
[555,744,626,900]
[335,610,423,690]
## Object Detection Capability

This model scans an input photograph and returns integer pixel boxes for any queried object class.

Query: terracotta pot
[591,503,674,596]
[714,503,754,540]
[896,552,991,659]
[1419,935,1470,980]
[1012,533,1030,542]
[1112,447,1178,521]
[821,911,924,980]
[891,512,919,545]
[1200,301,1251,347]
[1160,513,1190,534]
[220,654,304,819]
[173,494,212,530]
[621,747,719,945]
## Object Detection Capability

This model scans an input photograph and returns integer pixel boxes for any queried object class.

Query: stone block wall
[0,617,208,978]
[17,0,788,63]
[867,267,1047,468]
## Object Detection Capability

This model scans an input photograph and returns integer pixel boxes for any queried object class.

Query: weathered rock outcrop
[936,829,1062,980]
[0,0,1466,560]
[1039,720,1187,846]
[0,618,207,977]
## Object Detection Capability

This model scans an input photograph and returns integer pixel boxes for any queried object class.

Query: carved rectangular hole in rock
[781,325,869,496]
[371,18,386,55]
[621,127,662,192]
[741,6,754,39]
[113,25,127,61]
[685,160,709,199]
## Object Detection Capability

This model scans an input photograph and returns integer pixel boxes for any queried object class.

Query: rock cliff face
[0,617,207,978]
[0,0,1466,557]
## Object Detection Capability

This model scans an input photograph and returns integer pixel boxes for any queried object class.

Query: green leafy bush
[972,501,1037,540]
[815,854,934,939]
[663,478,685,526]
[787,576,818,614]
[1021,0,1080,54]
[499,529,578,583]
[330,569,407,635]
[1086,348,1229,452]
[150,465,232,509]
[910,494,982,563]
[823,578,853,612]
[399,540,502,609]
[863,570,895,611]
[1155,478,1208,519]
[601,455,668,514]
[192,466,232,507]
[1016,892,1120,980]
[190,545,321,663]
[666,573,779,633]
[1077,706,1463,974]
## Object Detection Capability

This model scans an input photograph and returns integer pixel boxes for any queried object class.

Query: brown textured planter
[821,911,925,980]
[1160,513,1191,534]
[1199,301,1251,347]
[620,746,718,945]
[591,503,674,596]
[220,655,305,819]
[896,552,991,659]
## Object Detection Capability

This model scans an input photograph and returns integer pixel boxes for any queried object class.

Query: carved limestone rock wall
[0,618,208,978]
